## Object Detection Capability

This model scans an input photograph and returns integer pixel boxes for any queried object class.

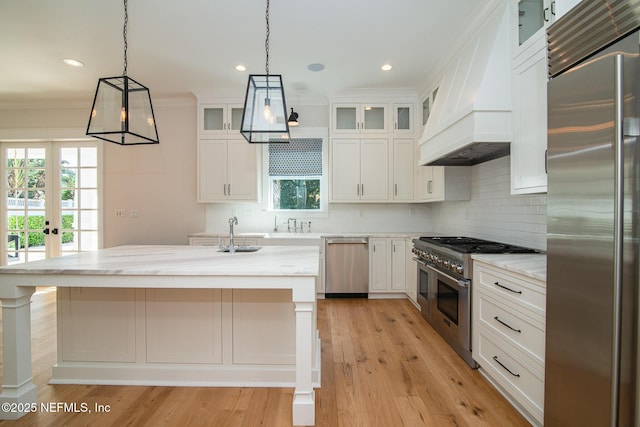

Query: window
[268,138,323,210]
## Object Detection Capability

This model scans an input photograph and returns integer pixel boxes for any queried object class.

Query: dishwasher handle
[326,237,368,245]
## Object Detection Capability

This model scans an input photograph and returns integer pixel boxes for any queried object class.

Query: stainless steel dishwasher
[324,237,369,297]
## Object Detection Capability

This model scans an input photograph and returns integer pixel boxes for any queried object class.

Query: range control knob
[456,264,464,274]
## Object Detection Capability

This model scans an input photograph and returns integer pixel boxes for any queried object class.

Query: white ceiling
[0,0,498,106]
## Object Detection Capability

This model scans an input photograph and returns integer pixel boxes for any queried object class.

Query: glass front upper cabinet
[201,104,244,134]
[518,0,544,46]
[393,104,413,133]
[332,103,387,133]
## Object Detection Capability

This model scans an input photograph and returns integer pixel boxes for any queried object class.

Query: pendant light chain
[265,0,269,77]
[123,0,128,76]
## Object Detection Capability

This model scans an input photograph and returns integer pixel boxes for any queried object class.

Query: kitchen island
[0,245,320,425]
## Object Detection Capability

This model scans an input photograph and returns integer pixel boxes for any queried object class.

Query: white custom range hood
[418,5,512,166]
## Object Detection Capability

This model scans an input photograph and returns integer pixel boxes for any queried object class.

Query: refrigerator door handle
[611,53,625,427]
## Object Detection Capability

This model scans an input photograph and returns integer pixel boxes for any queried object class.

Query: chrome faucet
[228,216,238,254]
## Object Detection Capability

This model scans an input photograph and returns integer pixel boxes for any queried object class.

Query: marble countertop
[189,232,425,240]
[471,253,547,282]
[0,245,320,277]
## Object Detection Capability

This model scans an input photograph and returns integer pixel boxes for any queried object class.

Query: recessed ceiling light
[381,64,392,71]
[63,58,84,67]
[235,64,247,71]
[307,63,325,72]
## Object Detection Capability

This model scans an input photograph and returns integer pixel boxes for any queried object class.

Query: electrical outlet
[115,209,126,217]
[130,209,139,218]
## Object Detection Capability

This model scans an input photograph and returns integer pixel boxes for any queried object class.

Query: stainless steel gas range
[411,236,537,368]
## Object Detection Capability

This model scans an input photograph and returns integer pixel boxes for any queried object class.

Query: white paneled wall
[430,156,547,250]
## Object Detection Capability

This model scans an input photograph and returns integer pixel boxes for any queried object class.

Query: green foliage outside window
[274,179,320,210]
[7,215,75,248]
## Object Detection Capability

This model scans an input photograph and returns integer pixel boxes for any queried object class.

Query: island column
[292,277,317,426]
[0,286,38,420]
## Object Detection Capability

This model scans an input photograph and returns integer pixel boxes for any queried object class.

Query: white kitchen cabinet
[392,139,415,201]
[369,238,389,292]
[511,46,548,194]
[369,238,406,295]
[417,166,470,202]
[199,103,244,135]
[197,139,258,202]
[510,0,549,194]
[472,260,546,426]
[331,103,388,134]
[392,103,414,134]
[330,138,389,202]
[405,238,418,305]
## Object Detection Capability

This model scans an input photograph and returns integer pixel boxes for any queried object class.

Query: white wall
[0,100,206,247]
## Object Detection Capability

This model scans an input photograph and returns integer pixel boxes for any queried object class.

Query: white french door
[2,141,102,265]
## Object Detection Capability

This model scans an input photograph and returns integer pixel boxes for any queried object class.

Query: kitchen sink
[217,246,262,253]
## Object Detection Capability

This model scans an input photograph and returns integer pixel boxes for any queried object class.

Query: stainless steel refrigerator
[546,1,639,426]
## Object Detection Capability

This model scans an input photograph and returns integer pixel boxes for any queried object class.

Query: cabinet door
[390,239,406,291]
[333,104,360,133]
[228,104,245,133]
[369,238,389,292]
[420,166,444,201]
[392,139,414,201]
[201,104,244,135]
[360,139,389,201]
[393,104,413,134]
[361,104,387,133]
[511,47,547,194]
[201,104,227,135]
[331,138,361,201]
[227,139,257,201]
[198,139,228,202]
[405,239,418,303]
[517,0,545,48]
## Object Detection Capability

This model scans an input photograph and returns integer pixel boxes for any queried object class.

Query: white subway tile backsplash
[431,156,547,251]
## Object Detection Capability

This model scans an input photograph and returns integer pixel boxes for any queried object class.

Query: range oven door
[428,265,472,354]
[414,258,433,323]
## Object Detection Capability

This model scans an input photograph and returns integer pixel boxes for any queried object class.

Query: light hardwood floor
[0,288,530,426]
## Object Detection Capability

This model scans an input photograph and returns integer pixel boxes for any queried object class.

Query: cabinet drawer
[477,294,545,362]
[475,331,544,424]
[475,264,545,315]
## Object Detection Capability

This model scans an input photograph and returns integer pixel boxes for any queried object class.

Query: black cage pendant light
[86,0,159,145]
[240,0,290,143]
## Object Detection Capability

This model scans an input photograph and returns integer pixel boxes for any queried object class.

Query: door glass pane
[396,107,410,130]
[231,107,244,130]
[336,107,357,130]
[422,98,430,126]
[60,146,99,256]
[6,147,47,264]
[363,106,385,130]
[519,0,544,46]
[203,107,224,131]
[80,147,97,167]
